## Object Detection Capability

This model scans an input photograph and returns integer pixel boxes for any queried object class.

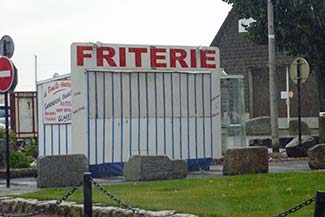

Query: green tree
[222,0,325,140]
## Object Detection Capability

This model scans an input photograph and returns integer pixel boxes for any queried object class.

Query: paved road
[0,159,313,196]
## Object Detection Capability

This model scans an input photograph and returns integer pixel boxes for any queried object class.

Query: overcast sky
[1,0,232,91]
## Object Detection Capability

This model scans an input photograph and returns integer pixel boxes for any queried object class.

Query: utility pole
[268,0,280,152]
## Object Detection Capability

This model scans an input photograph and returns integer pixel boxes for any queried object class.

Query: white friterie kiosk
[70,43,221,177]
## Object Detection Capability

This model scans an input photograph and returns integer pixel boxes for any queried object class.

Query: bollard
[83,172,93,217]
[314,191,325,217]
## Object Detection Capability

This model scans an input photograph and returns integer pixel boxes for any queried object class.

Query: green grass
[17,171,325,217]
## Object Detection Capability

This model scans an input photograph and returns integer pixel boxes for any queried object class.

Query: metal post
[286,66,290,128]
[83,172,93,217]
[3,38,11,188]
[268,0,279,152]
[5,92,10,188]
[297,59,302,146]
[314,191,325,217]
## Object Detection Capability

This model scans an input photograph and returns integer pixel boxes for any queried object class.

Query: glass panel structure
[221,75,246,153]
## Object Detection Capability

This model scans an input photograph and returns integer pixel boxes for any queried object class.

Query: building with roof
[211,9,319,128]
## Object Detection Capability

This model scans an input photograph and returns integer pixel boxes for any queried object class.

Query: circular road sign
[0,35,15,58]
[0,56,15,93]
[289,57,310,84]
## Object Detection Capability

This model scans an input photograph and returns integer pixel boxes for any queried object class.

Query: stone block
[245,116,271,136]
[223,147,268,175]
[123,155,187,181]
[289,120,311,135]
[307,144,325,169]
[37,154,88,188]
[169,160,187,179]
[285,136,316,158]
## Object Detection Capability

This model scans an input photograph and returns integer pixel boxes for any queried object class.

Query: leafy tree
[222,0,325,140]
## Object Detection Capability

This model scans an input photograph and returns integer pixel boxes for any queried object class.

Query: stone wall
[0,197,197,217]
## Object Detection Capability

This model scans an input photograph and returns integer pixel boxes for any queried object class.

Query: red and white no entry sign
[0,56,15,93]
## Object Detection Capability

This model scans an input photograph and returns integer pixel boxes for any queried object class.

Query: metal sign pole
[289,57,309,146]
[3,39,11,188]
[297,59,302,146]
[5,92,10,188]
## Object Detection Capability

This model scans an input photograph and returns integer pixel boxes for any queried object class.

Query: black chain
[89,177,143,215]
[0,181,82,217]
[55,180,83,205]
[273,196,315,217]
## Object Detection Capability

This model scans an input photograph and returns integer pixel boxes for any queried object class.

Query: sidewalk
[0,158,311,196]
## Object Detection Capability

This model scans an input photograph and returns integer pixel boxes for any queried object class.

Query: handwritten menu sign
[43,80,72,124]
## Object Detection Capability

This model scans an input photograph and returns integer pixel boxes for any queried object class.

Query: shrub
[10,151,34,168]
[22,144,38,159]
[0,128,17,149]
[30,138,37,146]
[0,128,17,167]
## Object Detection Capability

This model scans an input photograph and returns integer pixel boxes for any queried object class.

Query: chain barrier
[1,174,316,217]
[89,177,144,216]
[0,181,83,217]
[55,180,83,205]
[273,196,315,217]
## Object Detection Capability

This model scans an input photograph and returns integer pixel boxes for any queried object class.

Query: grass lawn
[17,171,325,217]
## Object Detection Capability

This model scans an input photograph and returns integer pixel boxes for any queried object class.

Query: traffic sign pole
[3,40,11,188]
[297,59,302,147]
[5,92,10,188]
[290,57,309,148]
[0,35,16,188]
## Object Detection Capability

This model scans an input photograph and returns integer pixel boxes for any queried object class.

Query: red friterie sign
[0,56,14,93]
